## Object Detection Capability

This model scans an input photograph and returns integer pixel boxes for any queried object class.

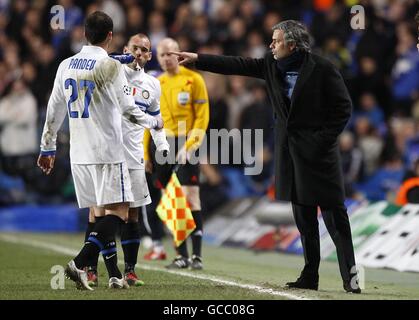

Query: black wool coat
[196,52,352,206]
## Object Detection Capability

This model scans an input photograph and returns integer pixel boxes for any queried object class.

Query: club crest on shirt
[177,92,190,105]
[124,85,140,96]
[142,90,150,99]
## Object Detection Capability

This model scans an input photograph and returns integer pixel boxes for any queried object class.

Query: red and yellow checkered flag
[156,172,196,246]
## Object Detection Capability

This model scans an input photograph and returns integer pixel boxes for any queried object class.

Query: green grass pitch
[0,233,418,300]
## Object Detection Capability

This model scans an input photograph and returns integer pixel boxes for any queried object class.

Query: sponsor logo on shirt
[177,92,190,105]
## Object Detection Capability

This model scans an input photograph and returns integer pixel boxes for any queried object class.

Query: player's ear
[123,46,129,54]
[147,51,152,61]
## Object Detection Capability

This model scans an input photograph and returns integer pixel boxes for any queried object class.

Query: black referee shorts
[149,136,199,188]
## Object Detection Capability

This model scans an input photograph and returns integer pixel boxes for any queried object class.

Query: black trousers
[292,203,357,282]
[144,172,165,241]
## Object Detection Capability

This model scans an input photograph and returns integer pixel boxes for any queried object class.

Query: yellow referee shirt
[144,66,209,160]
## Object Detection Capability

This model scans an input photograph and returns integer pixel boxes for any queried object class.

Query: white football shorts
[129,168,151,208]
[71,162,133,208]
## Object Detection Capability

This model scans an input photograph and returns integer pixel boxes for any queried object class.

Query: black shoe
[286,276,319,291]
[165,256,190,269]
[190,255,203,270]
[343,280,361,294]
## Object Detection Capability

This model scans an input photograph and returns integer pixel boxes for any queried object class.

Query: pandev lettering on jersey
[68,58,96,70]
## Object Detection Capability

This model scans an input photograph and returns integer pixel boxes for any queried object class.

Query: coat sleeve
[320,63,352,141]
[196,54,266,79]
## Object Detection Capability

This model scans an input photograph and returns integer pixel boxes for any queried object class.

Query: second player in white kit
[122,58,169,208]
[83,33,169,288]
[37,12,163,290]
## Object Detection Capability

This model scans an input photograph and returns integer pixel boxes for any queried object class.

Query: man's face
[124,36,152,68]
[269,29,295,60]
[157,42,179,72]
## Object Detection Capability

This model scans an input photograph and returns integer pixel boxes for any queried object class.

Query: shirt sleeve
[40,63,67,155]
[149,80,169,152]
[146,79,161,116]
[114,63,158,129]
[185,72,210,152]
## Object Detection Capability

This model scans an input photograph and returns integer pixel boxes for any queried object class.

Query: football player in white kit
[37,12,163,290]
[83,34,169,287]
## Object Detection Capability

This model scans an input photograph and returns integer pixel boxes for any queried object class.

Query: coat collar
[289,53,315,115]
[290,53,315,103]
[269,52,315,116]
[270,56,285,111]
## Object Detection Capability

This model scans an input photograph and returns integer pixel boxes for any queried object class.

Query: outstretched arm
[170,51,266,79]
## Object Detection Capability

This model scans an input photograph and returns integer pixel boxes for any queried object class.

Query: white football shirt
[40,45,158,164]
[122,65,169,169]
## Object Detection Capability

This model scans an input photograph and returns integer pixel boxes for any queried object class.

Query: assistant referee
[144,38,209,270]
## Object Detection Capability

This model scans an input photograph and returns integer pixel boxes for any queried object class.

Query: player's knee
[89,206,105,222]
[104,211,128,222]
[104,202,129,221]
[88,208,96,223]
[127,208,139,223]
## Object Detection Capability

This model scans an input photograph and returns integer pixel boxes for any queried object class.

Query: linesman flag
[156,172,196,246]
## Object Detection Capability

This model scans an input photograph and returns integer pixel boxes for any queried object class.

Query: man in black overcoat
[172,20,361,293]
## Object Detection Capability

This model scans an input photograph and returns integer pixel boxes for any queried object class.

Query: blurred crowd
[0,0,418,210]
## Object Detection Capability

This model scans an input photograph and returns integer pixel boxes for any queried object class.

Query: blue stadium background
[0,0,418,236]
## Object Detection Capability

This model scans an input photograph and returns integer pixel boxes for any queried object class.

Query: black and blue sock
[74,214,123,278]
[121,222,141,273]
[101,238,121,279]
[84,216,104,269]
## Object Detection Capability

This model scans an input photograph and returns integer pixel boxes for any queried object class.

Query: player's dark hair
[415,11,419,25]
[85,11,113,45]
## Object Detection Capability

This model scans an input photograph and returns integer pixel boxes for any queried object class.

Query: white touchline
[0,234,312,300]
